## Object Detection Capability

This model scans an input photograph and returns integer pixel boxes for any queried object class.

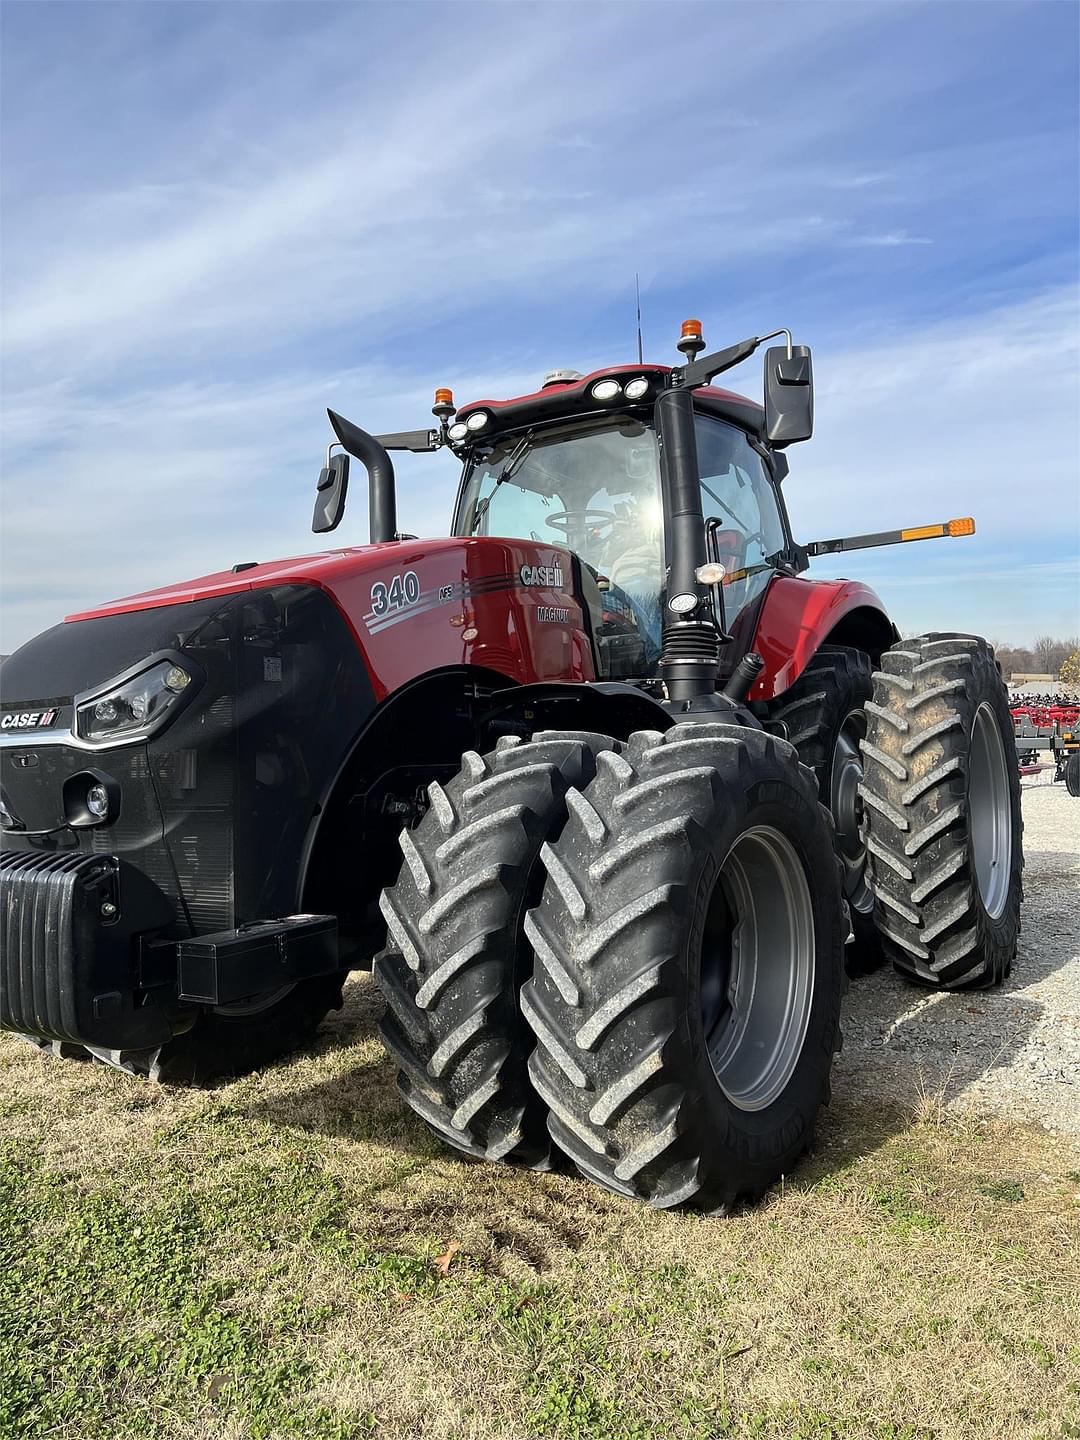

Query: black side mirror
[764,344,813,447]
[312,452,350,533]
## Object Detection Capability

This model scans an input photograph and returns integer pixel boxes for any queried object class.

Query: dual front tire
[376,724,846,1210]
[374,731,618,1166]
[521,725,845,1211]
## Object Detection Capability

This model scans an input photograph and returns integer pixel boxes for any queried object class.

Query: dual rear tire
[858,634,1023,987]
[770,636,1024,989]
[767,646,881,970]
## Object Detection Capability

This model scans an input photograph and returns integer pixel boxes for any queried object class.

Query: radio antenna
[635,273,644,365]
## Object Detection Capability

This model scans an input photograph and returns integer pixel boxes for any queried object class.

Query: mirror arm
[675,329,792,390]
[376,429,442,453]
[675,336,760,389]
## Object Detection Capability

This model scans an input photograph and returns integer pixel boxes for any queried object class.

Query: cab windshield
[455,412,788,670]
[459,418,665,664]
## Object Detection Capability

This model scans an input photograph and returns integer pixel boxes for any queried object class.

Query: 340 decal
[371,571,421,617]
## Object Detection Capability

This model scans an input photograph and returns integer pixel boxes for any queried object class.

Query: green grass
[1,979,1078,1440]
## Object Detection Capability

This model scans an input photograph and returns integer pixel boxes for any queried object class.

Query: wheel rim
[700,826,816,1112]
[832,708,873,916]
[969,701,1012,919]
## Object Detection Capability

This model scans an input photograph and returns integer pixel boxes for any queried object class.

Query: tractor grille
[0,850,118,1040]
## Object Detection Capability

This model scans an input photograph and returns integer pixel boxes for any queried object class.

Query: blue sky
[2,0,1078,653]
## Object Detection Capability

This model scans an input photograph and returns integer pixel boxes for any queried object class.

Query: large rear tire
[1066,753,1080,798]
[767,646,881,971]
[521,724,846,1212]
[375,731,616,1166]
[859,634,1023,988]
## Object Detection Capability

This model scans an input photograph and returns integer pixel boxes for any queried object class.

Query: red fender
[747,575,897,701]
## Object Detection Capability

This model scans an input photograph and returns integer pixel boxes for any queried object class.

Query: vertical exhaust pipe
[327,409,398,543]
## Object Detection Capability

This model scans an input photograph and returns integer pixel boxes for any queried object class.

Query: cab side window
[693,416,785,625]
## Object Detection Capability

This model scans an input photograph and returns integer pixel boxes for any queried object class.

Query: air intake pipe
[655,386,724,702]
[327,409,398,543]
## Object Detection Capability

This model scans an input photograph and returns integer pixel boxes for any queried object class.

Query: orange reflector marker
[681,318,703,340]
[947,516,976,536]
[434,387,454,407]
[901,523,946,541]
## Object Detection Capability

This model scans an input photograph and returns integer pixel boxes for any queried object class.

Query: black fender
[295,671,675,960]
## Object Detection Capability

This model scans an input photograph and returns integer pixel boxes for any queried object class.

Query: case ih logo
[1,708,59,731]
[519,563,564,589]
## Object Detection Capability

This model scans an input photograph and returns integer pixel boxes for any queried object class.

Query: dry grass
[2,975,1078,1440]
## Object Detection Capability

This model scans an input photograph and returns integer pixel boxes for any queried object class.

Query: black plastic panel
[0,596,235,706]
[2,584,375,949]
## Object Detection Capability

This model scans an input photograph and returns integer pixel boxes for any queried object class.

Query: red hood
[65,539,476,623]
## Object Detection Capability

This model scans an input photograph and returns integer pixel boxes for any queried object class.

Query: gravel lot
[839,774,1080,1137]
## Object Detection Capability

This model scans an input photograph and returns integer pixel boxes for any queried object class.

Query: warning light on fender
[947,516,976,537]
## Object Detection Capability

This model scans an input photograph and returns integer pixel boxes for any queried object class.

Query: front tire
[859,634,1023,988]
[375,731,616,1166]
[521,724,846,1212]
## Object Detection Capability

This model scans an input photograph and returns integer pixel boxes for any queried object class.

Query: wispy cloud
[846,231,934,247]
[827,171,894,190]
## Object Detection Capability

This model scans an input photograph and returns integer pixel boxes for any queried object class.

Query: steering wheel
[544,508,618,542]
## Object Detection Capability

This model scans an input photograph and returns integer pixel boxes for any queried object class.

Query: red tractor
[0,318,1023,1211]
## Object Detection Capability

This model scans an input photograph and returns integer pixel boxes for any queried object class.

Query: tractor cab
[450,385,794,680]
[318,320,814,697]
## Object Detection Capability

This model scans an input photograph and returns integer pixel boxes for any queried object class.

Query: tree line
[989,635,1080,683]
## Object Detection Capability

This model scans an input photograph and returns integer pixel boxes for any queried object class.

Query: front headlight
[76,658,194,745]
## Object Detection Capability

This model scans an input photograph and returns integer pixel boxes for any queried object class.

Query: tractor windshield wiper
[700,479,751,533]
[471,431,534,532]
